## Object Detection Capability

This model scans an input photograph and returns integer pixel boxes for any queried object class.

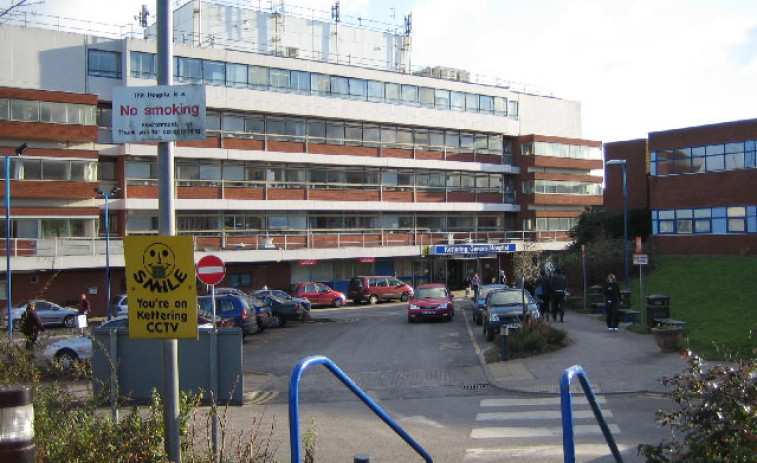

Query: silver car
[6,300,80,330]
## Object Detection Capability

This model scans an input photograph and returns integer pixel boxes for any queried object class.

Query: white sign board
[633,254,649,265]
[112,85,206,143]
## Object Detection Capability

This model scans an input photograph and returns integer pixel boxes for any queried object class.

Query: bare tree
[0,0,40,22]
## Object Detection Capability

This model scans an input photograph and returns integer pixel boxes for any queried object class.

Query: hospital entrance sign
[124,236,198,339]
[429,243,516,255]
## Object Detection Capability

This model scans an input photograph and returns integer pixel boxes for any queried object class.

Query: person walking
[550,267,567,322]
[536,268,551,320]
[78,293,91,317]
[603,273,621,331]
[470,273,480,299]
[21,300,45,351]
[497,269,506,285]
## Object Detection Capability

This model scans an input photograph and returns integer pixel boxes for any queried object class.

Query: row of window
[128,211,510,234]
[125,158,515,196]
[522,180,602,196]
[0,98,96,126]
[121,51,520,117]
[521,141,603,161]
[0,218,91,239]
[523,217,579,232]
[0,158,98,182]
[652,206,756,235]
[651,140,757,176]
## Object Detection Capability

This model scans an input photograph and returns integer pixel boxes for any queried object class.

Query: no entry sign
[197,255,225,285]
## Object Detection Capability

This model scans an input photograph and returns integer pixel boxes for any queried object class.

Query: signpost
[196,255,225,462]
[634,250,649,318]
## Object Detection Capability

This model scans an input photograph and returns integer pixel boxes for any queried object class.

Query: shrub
[638,351,757,462]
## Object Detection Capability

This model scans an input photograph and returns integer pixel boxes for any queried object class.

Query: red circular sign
[197,255,225,285]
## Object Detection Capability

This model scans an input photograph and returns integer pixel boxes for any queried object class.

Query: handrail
[560,365,623,463]
[288,355,433,463]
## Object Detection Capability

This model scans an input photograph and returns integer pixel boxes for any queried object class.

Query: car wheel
[272,313,286,327]
[55,349,78,371]
[63,315,76,328]
[368,294,378,305]
[400,292,409,302]
[333,298,343,308]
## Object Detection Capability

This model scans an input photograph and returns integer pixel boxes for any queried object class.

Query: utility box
[646,295,670,328]
[91,327,244,404]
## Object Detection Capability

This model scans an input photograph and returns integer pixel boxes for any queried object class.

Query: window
[479,95,494,114]
[434,89,450,110]
[330,76,349,96]
[226,63,248,87]
[311,74,330,96]
[270,69,290,89]
[88,49,121,78]
[10,100,38,121]
[291,71,310,93]
[494,97,507,116]
[401,85,418,105]
[465,93,479,113]
[203,60,226,86]
[450,91,465,111]
[175,57,202,83]
[39,102,67,123]
[367,80,384,102]
[348,78,366,100]
[418,87,434,108]
[249,66,269,88]
[385,83,400,103]
[130,51,156,78]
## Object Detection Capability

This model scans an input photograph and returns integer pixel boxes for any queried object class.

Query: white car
[43,335,94,371]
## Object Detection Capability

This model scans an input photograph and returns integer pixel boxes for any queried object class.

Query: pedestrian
[20,300,45,351]
[497,269,506,285]
[536,268,551,320]
[603,273,621,331]
[470,273,480,298]
[78,292,90,316]
[550,267,567,322]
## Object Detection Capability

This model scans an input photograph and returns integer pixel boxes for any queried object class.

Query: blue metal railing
[560,365,623,463]
[288,355,433,463]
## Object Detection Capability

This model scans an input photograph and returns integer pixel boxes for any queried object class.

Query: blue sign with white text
[431,244,516,255]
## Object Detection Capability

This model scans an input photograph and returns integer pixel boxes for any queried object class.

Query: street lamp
[606,159,629,290]
[95,186,120,321]
[5,143,27,341]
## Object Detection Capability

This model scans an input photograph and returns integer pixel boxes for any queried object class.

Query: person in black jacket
[21,300,45,351]
[550,268,567,322]
[536,268,551,320]
[603,273,621,331]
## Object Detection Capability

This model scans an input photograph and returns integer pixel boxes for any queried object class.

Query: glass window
[434,89,450,110]
[494,96,507,116]
[445,131,460,149]
[414,129,429,149]
[381,126,397,146]
[291,70,310,93]
[307,120,326,142]
[344,124,362,145]
[175,56,202,83]
[249,66,269,88]
[479,95,494,114]
[43,160,69,180]
[401,85,418,105]
[311,74,330,96]
[465,93,479,113]
[221,115,244,136]
[326,122,345,145]
[397,129,413,148]
[19,159,41,180]
[460,133,474,152]
[363,124,380,147]
[385,83,401,103]
[203,60,225,85]
[39,102,67,123]
[130,51,156,78]
[450,91,465,111]
[508,100,519,117]
[267,117,286,139]
[348,78,366,99]
[11,99,38,121]
[330,76,349,96]
[245,115,265,137]
[367,80,384,102]
[418,87,434,108]
[286,118,306,141]
[428,130,444,151]
[88,49,121,78]
[270,69,290,89]
[0,98,8,119]
[226,63,248,87]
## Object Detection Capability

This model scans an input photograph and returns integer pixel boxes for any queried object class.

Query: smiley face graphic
[142,243,177,279]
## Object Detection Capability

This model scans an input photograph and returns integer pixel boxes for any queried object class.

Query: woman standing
[603,274,621,331]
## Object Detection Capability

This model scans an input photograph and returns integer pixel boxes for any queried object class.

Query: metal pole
[104,193,112,321]
[210,285,218,462]
[157,1,180,460]
[622,164,629,291]
[5,155,12,342]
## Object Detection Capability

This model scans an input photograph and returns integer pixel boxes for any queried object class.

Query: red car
[290,282,347,308]
[407,284,454,323]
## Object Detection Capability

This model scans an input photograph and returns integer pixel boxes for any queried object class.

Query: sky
[6,0,757,142]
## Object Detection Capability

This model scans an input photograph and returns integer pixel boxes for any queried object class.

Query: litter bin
[646,294,670,328]
[620,290,631,310]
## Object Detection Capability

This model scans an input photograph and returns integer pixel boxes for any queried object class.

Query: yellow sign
[124,235,197,339]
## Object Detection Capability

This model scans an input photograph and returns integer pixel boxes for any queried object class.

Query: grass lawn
[627,256,757,361]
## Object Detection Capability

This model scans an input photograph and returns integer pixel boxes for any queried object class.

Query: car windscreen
[414,288,447,299]
[489,291,529,306]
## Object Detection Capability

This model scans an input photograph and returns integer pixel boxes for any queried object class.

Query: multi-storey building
[0,1,600,315]
[605,119,757,257]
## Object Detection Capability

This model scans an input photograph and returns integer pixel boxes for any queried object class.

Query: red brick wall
[604,139,649,211]
[0,121,97,142]
[649,169,757,210]
[649,119,757,150]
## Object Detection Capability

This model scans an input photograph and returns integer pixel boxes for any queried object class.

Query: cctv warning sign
[124,236,197,339]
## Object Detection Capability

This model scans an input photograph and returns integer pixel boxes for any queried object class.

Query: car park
[4,300,80,330]
[482,288,540,341]
[253,294,308,326]
[253,289,312,312]
[348,276,414,304]
[288,283,346,308]
[197,295,258,336]
[407,284,454,323]
[472,284,509,325]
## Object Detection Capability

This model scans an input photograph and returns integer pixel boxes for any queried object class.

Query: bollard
[354,453,370,463]
[0,387,34,463]
[500,326,509,361]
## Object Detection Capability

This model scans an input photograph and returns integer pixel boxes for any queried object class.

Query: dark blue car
[197,295,258,336]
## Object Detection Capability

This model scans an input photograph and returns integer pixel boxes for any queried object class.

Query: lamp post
[606,159,629,290]
[95,186,120,321]
[5,143,27,341]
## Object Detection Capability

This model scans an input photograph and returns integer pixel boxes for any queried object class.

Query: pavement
[452,291,691,395]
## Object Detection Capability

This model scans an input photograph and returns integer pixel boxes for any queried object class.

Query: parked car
[197,295,258,336]
[482,288,540,341]
[43,312,234,371]
[246,294,274,331]
[288,283,346,308]
[348,276,414,305]
[407,284,454,323]
[110,294,128,317]
[253,289,312,312]
[472,284,509,325]
[253,294,308,326]
[4,300,80,330]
